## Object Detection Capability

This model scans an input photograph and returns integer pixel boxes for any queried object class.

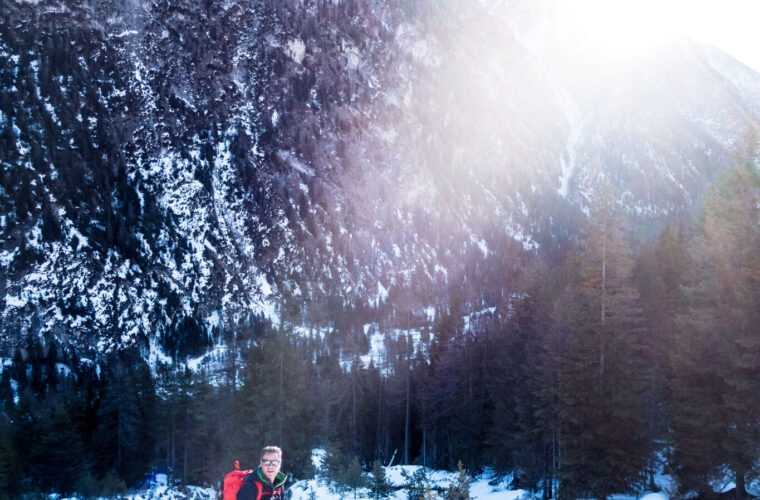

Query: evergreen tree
[232,324,321,476]
[340,456,367,499]
[634,222,690,488]
[445,461,471,500]
[402,467,433,500]
[425,295,478,471]
[0,368,13,412]
[322,441,349,485]
[487,290,555,495]
[371,459,393,499]
[32,393,88,493]
[99,468,127,497]
[668,303,725,495]
[94,356,145,483]
[0,420,23,500]
[670,139,760,499]
[550,182,651,498]
[334,356,366,458]
[188,370,225,484]
[155,365,182,479]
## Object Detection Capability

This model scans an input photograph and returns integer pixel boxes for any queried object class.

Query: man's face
[260,452,281,483]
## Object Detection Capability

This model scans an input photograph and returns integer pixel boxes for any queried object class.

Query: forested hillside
[3,145,759,498]
[1,0,760,498]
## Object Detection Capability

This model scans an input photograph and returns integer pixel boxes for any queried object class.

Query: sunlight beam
[550,0,760,69]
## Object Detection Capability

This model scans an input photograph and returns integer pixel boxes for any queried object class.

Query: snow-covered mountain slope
[1,0,759,360]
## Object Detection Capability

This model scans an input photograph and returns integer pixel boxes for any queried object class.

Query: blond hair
[261,445,282,460]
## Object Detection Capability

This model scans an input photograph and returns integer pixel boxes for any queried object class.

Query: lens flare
[554,0,677,57]
[547,0,760,69]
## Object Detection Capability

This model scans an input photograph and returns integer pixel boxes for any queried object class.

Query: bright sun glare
[558,0,674,54]
[555,0,760,68]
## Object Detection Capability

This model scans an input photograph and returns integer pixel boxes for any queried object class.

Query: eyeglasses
[262,460,280,467]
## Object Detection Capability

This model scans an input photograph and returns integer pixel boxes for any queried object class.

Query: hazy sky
[681,0,760,71]
[559,0,760,72]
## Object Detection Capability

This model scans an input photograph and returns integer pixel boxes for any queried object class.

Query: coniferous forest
[2,147,759,499]
[2,0,760,499]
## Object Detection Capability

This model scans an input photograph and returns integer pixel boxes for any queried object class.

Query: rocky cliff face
[1,0,758,361]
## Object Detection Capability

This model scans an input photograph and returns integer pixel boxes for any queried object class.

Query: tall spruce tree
[371,459,393,499]
[550,181,651,498]
[0,417,23,500]
[482,301,526,476]
[670,139,760,499]
[634,221,691,488]
[493,291,556,495]
[32,392,88,493]
[188,370,225,484]
[234,324,318,476]
[94,355,148,484]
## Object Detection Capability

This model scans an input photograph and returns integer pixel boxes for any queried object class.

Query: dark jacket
[237,467,288,500]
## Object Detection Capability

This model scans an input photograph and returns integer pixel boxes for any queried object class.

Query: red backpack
[219,460,253,500]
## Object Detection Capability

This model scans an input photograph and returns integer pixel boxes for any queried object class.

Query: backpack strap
[258,487,282,500]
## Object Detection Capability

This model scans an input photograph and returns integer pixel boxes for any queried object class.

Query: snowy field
[288,467,526,500]
[49,447,759,500]
[50,457,680,500]
[51,469,530,500]
[50,469,672,500]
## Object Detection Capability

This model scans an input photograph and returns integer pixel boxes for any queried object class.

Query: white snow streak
[548,76,587,198]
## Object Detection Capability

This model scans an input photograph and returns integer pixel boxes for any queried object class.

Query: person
[237,445,288,500]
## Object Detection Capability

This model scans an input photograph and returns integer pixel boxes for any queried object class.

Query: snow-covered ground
[51,449,685,500]
[288,466,522,500]
[52,471,673,500]
[52,473,217,500]
[52,446,760,500]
